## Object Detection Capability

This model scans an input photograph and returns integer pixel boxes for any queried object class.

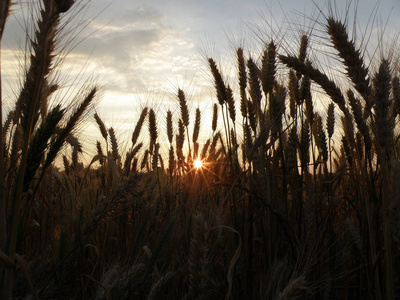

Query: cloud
[63,4,204,99]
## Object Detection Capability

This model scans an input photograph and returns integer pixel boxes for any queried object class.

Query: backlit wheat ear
[391,76,400,117]
[300,74,311,105]
[166,110,173,144]
[237,48,248,118]
[178,89,189,127]
[247,58,262,113]
[212,103,218,133]
[168,146,175,174]
[152,143,159,171]
[270,83,286,139]
[247,100,257,133]
[372,59,393,152]
[326,103,335,140]
[141,149,149,170]
[24,105,64,192]
[286,127,298,174]
[341,114,356,152]
[192,108,201,144]
[209,131,220,159]
[243,123,253,159]
[131,142,143,159]
[226,86,236,123]
[132,107,148,146]
[94,112,107,141]
[209,58,227,105]
[299,119,310,171]
[7,2,68,261]
[176,119,185,161]
[279,55,350,117]
[230,128,237,149]
[109,127,120,162]
[96,141,104,165]
[44,86,97,170]
[124,145,138,174]
[347,90,372,152]
[298,35,308,62]
[148,108,158,152]
[326,17,371,103]
[17,0,65,131]
[288,70,299,119]
[131,157,138,173]
[296,34,309,81]
[313,113,328,162]
[261,41,276,96]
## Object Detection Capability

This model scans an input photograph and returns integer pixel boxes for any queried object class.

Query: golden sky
[2,0,400,161]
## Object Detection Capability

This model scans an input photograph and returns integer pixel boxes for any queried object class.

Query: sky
[2,0,400,158]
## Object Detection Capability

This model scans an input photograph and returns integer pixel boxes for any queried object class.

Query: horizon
[2,0,400,162]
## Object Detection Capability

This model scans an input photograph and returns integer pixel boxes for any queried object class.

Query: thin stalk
[0,0,11,255]
[220,103,231,165]
[0,40,5,253]
[224,104,232,154]
[381,162,394,300]
[185,126,191,160]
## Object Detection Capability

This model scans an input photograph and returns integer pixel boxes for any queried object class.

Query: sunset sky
[2,0,400,158]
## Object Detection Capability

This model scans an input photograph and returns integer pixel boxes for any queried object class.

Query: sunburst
[193,158,203,169]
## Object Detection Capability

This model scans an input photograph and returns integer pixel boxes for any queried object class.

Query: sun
[193,158,203,169]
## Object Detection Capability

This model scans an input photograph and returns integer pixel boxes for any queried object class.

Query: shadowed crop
[1,1,400,300]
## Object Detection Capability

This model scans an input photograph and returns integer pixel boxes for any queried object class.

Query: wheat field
[0,1,400,299]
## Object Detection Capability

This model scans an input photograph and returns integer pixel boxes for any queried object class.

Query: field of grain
[0,1,399,299]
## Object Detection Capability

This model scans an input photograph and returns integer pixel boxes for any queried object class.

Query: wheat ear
[209,58,227,105]
[326,17,371,104]
[261,41,276,96]
[131,107,148,147]
[237,48,248,118]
